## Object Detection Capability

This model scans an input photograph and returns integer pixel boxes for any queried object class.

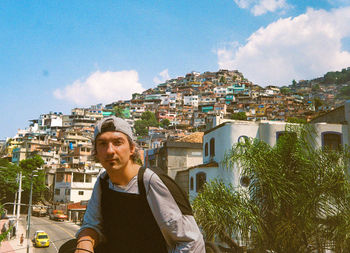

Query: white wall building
[213,87,227,96]
[189,120,349,199]
[183,95,199,107]
[53,168,100,203]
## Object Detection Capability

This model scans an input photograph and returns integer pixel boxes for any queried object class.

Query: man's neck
[108,162,141,186]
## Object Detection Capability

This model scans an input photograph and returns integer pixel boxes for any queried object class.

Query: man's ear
[129,143,135,155]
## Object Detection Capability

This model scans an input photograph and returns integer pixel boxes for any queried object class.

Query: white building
[213,87,227,96]
[189,120,349,199]
[53,167,101,203]
[183,95,199,107]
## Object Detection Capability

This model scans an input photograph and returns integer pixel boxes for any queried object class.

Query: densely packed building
[1,68,348,208]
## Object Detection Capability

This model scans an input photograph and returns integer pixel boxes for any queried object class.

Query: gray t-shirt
[77,168,205,252]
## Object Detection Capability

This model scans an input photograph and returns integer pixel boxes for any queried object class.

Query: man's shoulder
[144,167,193,215]
[97,169,109,183]
[144,167,165,178]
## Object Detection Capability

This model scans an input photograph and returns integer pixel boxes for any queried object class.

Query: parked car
[32,206,47,217]
[49,209,68,221]
[33,230,50,248]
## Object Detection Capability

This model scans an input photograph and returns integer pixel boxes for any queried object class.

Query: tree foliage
[193,124,350,252]
[323,68,350,85]
[134,120,149,136]
[112,106,125,118]
[0,203,10,244]
[286,117,307,124]
[0,159,20,204]
[141,111,158,127]
[280,87,291,95]
[338,85,350,98]
[0,155,46,214]
[134,111,159,136]
[160,118,170,129]
[231,112,247,120]
[312,83,320,92]
[313,97,324,109]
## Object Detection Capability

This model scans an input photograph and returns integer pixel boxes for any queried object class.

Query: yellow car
[33,230,50,247]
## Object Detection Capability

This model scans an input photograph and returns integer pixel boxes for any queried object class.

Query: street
[22,216,79,253]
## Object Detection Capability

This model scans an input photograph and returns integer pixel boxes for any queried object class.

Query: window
[55,189,60,195]
[86,175,92,183]
[276,131,297,142]
[238,135,249,144]
[56,173,64,182]
[205,143,208,156]
[190,177,194,191]
[196,172,206,192]
[73,173,84,182]
[210,138,215,156]
[322,132,342,151]
[65,189,70,195]
[78,191,84,195]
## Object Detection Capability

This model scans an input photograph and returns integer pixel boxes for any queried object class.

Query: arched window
[196,172,207,192]
[322,132,342,151]
[210,138,215,156]
[205,143,208,156]
[238,135,249,144]
[190,177,194,191]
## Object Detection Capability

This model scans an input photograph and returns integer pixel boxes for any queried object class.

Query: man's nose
[106,142,115,153]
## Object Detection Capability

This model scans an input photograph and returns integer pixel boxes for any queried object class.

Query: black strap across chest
[97,168,167,253]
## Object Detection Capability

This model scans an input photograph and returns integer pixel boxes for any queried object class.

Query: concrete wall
[167,147,203,179]
[311,106,345,124]
[175,170,189,195]
[70,188,93,202]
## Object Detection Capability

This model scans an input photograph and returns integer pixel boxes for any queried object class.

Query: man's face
[95,131,135,173]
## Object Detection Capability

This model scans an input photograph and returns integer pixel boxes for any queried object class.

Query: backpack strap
[99,172,109,192]
[152,168,193,215]
[139,167,193,216]
[137,166,147,198]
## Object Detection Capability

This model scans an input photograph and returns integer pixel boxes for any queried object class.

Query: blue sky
[1,0,350,139]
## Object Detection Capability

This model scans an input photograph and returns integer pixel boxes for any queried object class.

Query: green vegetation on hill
[338,85,350,99]
[231,112,247,120]
[322,67,350,85]
[134,111,159,136]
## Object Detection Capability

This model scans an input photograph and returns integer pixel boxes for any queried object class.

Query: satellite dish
[240,175,250,187]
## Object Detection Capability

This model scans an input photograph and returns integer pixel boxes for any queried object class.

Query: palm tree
[193,124,350,252]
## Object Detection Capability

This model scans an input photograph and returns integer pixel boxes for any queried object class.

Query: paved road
[24,216,79,253]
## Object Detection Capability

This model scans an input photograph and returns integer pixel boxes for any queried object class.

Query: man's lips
[105,158,119,163]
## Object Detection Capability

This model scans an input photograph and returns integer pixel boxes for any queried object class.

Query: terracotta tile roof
[175,132,204,143]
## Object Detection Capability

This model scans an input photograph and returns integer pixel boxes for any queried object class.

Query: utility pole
[26,171,37,253]
[26,176,33,253]
[13,174,18,216]
[16,171,22,230]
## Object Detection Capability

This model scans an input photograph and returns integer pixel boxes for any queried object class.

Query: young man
[75,116,205,253]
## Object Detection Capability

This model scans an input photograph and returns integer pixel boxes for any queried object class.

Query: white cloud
[217,7,350,86]
[252,0,288,15]
[153,69,170,84]
[234,0,251,9]
[233,0,288,15]
[54,70,145,106]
